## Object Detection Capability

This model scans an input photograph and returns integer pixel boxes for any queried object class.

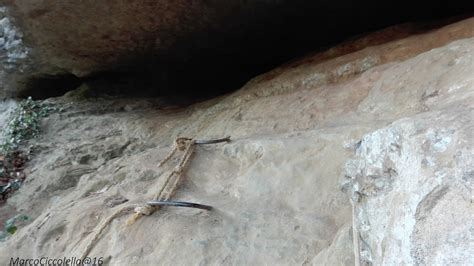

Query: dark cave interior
[20,2,473,102]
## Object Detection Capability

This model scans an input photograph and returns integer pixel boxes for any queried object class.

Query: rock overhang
[0,0,472,98]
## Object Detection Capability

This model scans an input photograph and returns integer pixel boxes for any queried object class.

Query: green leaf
[6,225,17,234]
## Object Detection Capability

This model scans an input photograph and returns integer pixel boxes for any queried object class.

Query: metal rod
[194,136,231,145]
[147,200,213,211]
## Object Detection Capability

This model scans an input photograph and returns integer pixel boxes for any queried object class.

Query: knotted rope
[80,137,228,259]
[126,137,195,225]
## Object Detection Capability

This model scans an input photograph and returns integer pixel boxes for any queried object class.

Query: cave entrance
[21,4,472,104]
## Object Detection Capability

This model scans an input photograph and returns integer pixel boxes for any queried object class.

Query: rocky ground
[0,17,472,265]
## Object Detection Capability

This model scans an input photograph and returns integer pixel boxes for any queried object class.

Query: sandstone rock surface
[0,18,472,265]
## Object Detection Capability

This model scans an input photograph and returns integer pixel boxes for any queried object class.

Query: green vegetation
[0,97,56,155]
[0,98,55,241]
[0,214,29,241]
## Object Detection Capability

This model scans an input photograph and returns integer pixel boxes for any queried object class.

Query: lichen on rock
[344,109,473,265]
[0,7,28,67]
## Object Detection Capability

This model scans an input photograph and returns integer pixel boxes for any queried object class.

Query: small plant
[0,214,29,241]
[0,97,55,155]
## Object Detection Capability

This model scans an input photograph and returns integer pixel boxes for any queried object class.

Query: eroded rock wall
[0,1,471,97]
[0,6,29,98]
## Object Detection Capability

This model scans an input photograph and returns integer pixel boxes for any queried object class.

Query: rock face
[344,108,473,265]
[0,1,470,97]
[0,17,472,265]
[5,0,228,76]
[0,99,16,143]
[0,6,29,97]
